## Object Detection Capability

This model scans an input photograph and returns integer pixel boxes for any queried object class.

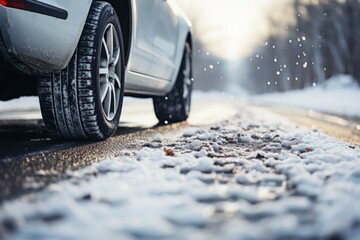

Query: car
[0,0,193,140]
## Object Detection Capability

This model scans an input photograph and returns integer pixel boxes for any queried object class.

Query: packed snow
[1,106,359,239]
[255,75,360,118]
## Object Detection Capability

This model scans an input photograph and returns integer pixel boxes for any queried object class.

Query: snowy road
[0,94,360,239]
[261,105,360,146]
[0,94,239,201]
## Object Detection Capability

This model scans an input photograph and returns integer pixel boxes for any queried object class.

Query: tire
[153,43,193,124]
[38,1,124,140]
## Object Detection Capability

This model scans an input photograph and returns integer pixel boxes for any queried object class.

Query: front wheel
[38,1,124,140]
[153,43,193,124]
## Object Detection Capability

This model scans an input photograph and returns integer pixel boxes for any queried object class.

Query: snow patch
[255,75,360,118]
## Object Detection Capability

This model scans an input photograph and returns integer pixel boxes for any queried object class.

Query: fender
[0,0,92,74]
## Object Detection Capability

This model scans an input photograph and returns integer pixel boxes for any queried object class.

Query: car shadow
[0,119,161,160]
[0,117,189,202]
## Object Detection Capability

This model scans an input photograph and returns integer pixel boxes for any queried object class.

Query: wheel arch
[100,0,132,65]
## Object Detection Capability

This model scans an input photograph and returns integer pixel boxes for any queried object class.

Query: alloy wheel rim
[183,51,192,114]
[99,23,121,121]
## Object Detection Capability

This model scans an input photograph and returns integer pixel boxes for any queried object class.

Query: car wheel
[38,1,124,140]
[153,43,193,124]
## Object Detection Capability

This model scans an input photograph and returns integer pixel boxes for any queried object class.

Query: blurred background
[177,0,360,95]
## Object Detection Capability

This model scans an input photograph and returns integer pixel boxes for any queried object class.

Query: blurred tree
[245,0,360,93]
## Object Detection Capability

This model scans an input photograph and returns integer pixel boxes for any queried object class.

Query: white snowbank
[255,75,360,118]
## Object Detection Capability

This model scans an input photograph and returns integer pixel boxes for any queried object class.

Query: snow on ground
[0,97,40,112]
[1,106,359,240]
[254,75,360,118]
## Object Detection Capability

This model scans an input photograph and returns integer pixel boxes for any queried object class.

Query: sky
[177,0,292,60]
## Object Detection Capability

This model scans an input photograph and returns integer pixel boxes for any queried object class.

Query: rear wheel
[153,43,193,124]
[38,1,124,140]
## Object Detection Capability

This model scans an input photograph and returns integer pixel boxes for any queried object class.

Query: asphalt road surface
[0,96,359,239]
[0,97,358,202]
[0,97,239,202]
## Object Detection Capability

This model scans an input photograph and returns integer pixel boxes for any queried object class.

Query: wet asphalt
[0,117,188,203]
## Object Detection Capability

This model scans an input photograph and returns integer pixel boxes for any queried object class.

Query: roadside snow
[1,106,359,239]
[0,97,39,112]
[255,75,360,118]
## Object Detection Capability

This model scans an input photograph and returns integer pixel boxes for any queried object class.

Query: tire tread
[38,1,116,139]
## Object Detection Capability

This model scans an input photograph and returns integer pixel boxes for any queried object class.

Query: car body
[0,0,193,139]
[0,0,192,96]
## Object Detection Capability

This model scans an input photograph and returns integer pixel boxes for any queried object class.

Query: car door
[128,0,157,75]
[149,0,180,80]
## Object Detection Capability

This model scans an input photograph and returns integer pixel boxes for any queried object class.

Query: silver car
[0,0,193,139]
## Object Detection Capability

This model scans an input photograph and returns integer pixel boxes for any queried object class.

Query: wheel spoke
[102,37,110,63]
[101,82,110,102]
[111,25,120,65]
[106,25,114,59]
[185,77,192,86]
[183,57,190,78]
[183,55,191,99]
[183,85,188,99]
[113,49,120,65]
[110,71,121,88]
[103,86,111,116]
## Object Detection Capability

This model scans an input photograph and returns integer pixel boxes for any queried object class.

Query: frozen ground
[1,105,359,240]
[255,75,360,118]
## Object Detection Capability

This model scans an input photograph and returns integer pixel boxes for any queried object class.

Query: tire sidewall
[92,5,124,137]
